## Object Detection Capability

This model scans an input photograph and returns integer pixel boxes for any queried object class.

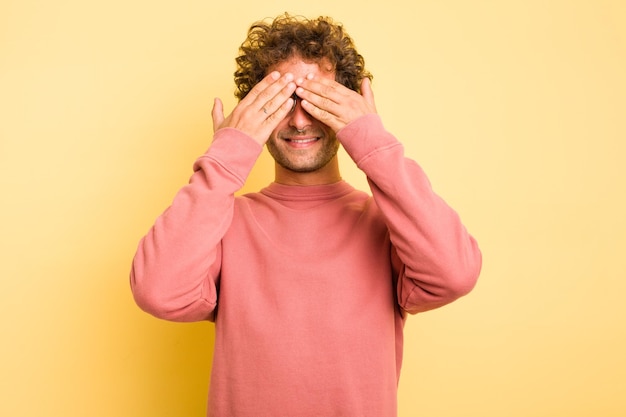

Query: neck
[274,157,342,186]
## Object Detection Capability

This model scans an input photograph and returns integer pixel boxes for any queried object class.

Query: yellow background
[1,0,625,416]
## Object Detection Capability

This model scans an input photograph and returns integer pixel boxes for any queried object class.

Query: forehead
[269,56,335,80]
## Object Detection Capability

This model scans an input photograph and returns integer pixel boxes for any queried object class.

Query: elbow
[443,243,482,300]
[442,265,480,300]
[132,287,216,322]
[131,281,178,321]
[130,268,215,322]
[401,245,482,314]
[442,230,482,295]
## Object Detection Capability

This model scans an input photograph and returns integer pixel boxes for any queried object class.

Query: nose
[288,93,313,131]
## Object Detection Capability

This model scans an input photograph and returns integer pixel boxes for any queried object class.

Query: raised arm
[295,75,481,313]
[339,115,482,313]
[131,72,297,321]
[130,130,262,321]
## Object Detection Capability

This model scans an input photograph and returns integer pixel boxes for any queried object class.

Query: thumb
[360,77,377,113]
[211,97,225,133]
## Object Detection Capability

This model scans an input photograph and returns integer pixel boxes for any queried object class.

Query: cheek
[322,125,336,140]
[269,119,288,138]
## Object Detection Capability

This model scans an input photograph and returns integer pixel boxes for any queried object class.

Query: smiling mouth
[286,137,319,144]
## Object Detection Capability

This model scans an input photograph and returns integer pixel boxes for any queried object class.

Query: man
[131,14,481,417]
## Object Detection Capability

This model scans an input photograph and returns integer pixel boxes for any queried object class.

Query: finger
[247,95,295,146]
[254,73,295,115]
[295,88,341,120]
[211,97,225,132]
[264,95,296,124]
[297,76,356,120]
[297,75,344,105]
[299,97,343,132]
[244,71,281,103]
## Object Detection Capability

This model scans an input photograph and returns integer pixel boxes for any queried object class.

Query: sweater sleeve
[130,129,263,322]
[338,114,482,314]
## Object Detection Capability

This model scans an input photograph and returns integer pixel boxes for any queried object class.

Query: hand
[212,71,297,145]
[294,76,377,132]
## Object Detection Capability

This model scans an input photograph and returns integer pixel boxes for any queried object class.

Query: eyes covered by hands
[211,71,377,144]
[293,75,377,133]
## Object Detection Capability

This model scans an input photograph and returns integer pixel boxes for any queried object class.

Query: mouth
[283,135,321,148]
[286,137,319,144]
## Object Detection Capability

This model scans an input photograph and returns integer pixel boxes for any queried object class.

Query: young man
[131,14,481,417]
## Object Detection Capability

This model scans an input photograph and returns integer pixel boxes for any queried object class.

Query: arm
[339,115,482,313]
[295,76,481,313]
[131,72,297,321]
[130,129,262,322]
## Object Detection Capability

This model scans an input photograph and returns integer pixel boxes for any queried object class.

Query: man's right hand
[212,71,296,145]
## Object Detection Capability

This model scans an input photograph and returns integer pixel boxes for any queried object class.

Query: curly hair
[234,14,372,100]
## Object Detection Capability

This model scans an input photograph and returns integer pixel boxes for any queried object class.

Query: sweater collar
[260,180,354,202]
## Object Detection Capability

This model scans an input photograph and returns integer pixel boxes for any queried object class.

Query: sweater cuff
[194,128,264,184]
[337,114,401,166]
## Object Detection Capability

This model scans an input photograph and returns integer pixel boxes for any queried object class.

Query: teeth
[290,138,317,144]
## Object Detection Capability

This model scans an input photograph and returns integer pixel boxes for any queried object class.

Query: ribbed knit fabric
[131,114,482,417]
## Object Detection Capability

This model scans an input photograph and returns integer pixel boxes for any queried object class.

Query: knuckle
[257,89,271,100]
[314,106,329,120]
[321,84,334,95]
[321,97,333,110]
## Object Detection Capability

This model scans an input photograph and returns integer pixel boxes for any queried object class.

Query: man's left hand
[294,75,377,132]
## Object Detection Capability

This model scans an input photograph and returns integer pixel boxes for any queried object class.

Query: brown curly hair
[234,14,372,100]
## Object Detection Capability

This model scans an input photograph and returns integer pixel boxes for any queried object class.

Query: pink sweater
[131,114,481,417]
